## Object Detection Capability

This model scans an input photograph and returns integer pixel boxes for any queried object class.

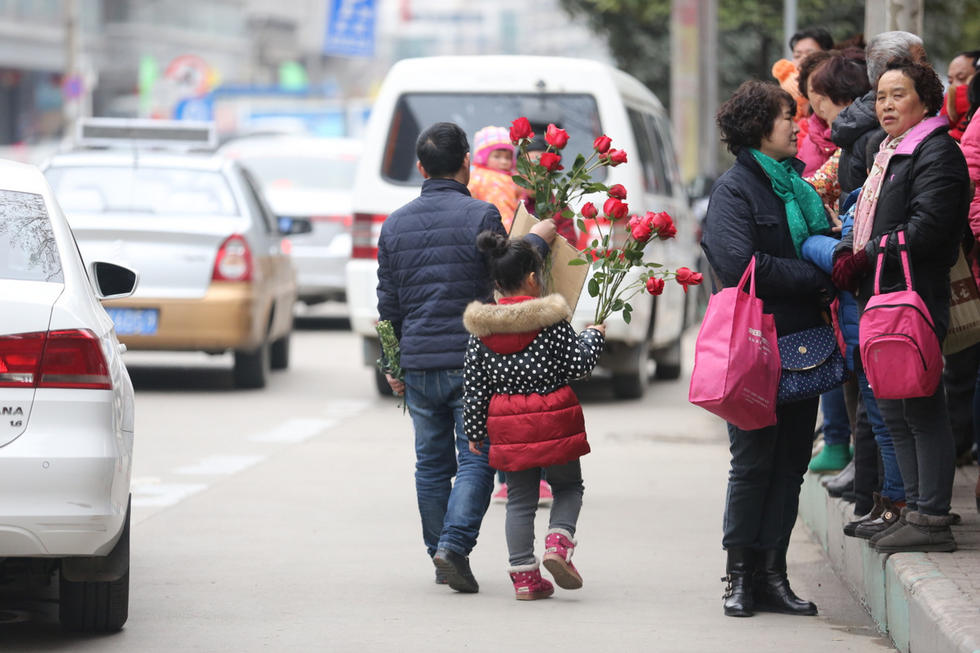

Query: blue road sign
[323,0,376,58]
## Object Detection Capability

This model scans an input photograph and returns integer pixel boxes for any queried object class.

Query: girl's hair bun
[476,230,508,258]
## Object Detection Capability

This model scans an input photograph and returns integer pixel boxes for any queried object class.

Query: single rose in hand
[509,117,534,143]
[545,123,570,149]
[646,277,665,295]
[675,267,703,293]
[593,134,612,153]
[539,151,563,172]
[607,184,627,200]
[581,202,598,219]
[627,213,653,242]
[603,197,629,220]
[651,211,676,240]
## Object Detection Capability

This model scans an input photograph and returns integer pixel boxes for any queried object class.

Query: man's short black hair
[416,122,469,178]
[790,26,834,52]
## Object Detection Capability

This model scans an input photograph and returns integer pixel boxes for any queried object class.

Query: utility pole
[62,0,81,143]
[783,0,797,60]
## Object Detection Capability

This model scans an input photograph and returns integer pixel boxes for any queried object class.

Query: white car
[0,159,137,631]
[219,136,362,305]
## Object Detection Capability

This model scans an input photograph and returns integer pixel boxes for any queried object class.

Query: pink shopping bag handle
[737,256,757,297]
[873,230,913,294]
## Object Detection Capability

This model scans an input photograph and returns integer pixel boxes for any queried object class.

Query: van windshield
[382,93,605,184]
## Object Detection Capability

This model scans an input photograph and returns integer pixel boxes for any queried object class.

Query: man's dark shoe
[874,511,957,554]
[753,548,817,616]
[844,493,882,537]
[434,566,448,584]
[433,548,479,593]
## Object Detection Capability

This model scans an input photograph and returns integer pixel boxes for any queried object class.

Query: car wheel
[270,333,290,370]
[611,343,650,399]
[234,341,270,389]
[59,512,130,633]
[375,366,394,397]
[653,338,683,380]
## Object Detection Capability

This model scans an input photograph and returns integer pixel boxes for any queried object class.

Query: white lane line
[248,417,336,443]
[132,480,208,507]
[173,454,266,476]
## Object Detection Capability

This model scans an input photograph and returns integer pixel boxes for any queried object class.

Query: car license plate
[106,308,159,336]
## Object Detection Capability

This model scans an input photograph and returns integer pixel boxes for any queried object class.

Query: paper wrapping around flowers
[508,203,588,313]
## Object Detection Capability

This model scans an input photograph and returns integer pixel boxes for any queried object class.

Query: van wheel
[270,333,291,370]
[375,367,394,397]
[59,513,130,632]
[234,341,270,388]
[611,343,650,399]
[653,339,683,380]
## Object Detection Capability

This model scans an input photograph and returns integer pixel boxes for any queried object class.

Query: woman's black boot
[754,548,817,615]
[722,548,755,617]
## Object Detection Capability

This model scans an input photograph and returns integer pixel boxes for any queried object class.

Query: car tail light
[213,234,253,282]
[351,213,387,259]
[311,214,353,228]
[38,330,111,389]
[0,332,45,388]
[0,330,110,389]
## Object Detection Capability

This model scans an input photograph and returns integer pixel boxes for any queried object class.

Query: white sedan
[0,159,137,632]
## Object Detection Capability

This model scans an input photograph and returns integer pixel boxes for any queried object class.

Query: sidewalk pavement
[798,462,980,653]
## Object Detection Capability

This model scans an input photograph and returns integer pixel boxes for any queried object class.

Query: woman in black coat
[833,58,970,553]
[701,80,836,618]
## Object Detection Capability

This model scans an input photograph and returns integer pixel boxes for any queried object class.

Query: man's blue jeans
[404,368,494,558]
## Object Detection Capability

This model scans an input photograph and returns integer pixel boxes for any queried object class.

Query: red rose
[603,197,629,220]
[627,213,652,242]
[607,184,627,200]
[593,134,612,154]
[651,211,676,240]
[675,267,703,293]
[509,117,534,143]
[609,149,628,165]
[539,152,563,172]
[580,202,598,219]
[545,123,570,149]
[646,277,665,295]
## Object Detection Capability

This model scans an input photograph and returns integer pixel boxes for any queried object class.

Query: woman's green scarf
[749,149,829,257]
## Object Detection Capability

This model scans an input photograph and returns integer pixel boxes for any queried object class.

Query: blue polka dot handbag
[776,322,847,404]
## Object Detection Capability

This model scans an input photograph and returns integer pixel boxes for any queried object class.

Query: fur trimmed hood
[463,294,572,355]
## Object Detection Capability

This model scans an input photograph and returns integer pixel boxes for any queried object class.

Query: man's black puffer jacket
[701,149,833,337]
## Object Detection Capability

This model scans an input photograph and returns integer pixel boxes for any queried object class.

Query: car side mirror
[278,217,313,236]
[90,261,138,299]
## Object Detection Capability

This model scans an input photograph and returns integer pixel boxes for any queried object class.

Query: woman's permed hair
[476,231,542,294]
[879,57,945,116]
[716,80,795,155]
[797,50,834,99]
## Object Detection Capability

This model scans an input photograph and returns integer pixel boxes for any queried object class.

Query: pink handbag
[689,257,780,430]
[859,230,943,399]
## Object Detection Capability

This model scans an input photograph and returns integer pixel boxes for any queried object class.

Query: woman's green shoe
[809,442,852,472]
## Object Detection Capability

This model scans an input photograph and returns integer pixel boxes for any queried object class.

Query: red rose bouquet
[509,117,701,324]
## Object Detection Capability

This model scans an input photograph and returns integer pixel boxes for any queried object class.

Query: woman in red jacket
[463,231,604,600]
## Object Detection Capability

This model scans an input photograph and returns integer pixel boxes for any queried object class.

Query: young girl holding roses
[462,230,605,600]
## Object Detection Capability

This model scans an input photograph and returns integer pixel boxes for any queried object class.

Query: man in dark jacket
[377,121,555,593]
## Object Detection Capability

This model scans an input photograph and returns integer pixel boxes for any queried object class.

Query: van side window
[627,108,671,196]
[649,114,684,198]
[382,93,606,185]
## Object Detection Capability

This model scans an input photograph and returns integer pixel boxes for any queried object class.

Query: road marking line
[173,454,266,476]
[248,417,335,443]
[132,482,208,507]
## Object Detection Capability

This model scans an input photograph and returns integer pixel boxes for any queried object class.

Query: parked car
[43,119,302,389]
[219,136,362,306]
[346,55,700,398]
[0,158,137,631]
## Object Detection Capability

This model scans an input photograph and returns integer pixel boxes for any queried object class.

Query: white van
[347,55,700,398]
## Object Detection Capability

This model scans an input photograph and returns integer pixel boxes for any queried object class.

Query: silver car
[220,136,361,305]
[43,123,302,389]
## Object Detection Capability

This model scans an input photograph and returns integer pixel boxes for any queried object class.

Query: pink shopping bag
[689,257,780,430]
